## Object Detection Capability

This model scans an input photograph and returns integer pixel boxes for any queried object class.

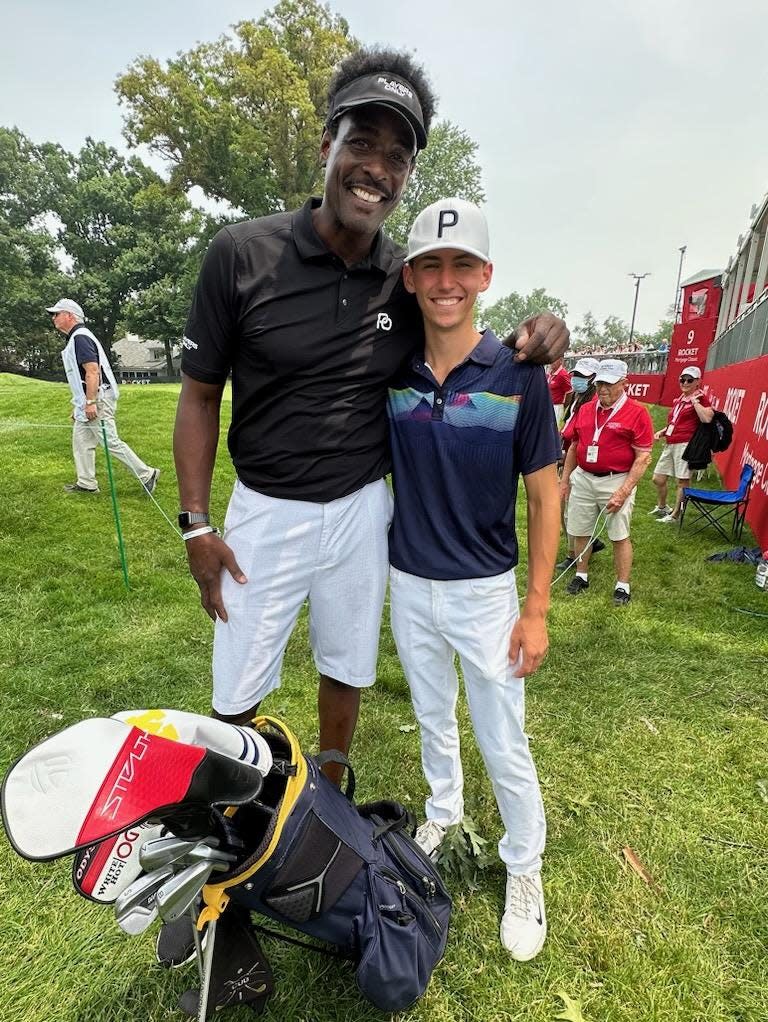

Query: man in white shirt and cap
[47,298,159,495]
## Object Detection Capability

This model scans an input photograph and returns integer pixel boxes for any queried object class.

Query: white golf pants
[389,566,546,874]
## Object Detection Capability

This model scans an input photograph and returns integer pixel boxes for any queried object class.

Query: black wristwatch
[178,511,210,529]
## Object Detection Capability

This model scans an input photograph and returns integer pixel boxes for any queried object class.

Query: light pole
[673,245,687,319]
[628,272,650,346]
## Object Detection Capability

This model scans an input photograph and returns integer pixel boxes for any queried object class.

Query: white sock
[615,581,630,594]
[576,572,589,582]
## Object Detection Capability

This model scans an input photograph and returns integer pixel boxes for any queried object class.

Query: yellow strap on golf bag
[198,715,308,925]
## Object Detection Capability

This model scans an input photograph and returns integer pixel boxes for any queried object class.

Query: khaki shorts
[654,442,690,480]
[566,467,636,542]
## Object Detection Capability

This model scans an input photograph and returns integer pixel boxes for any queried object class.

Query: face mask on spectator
[572,377,590,394]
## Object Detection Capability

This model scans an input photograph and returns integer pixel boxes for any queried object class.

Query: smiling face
[403,249,493,332]
[319,106,415,239]
[679,373,698,395]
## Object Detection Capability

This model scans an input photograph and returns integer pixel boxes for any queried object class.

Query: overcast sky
[2,0,766,333]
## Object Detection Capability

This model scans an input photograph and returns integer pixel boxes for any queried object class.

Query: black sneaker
[555,555,576,572]
[156,914,199,968]
[144,468,160,495]
[591,538,606,554]
[566,576,589,595]
[64,483,99,494]
[613,587,631,606]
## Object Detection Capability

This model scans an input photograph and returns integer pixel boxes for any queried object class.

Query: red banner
[626,374,665,404]
[703,354,768,551]
[661,317,719,404]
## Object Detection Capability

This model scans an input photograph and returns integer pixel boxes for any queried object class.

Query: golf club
[139,835,201,873]
[156,861,216,923]
[178,843,237,870]
[114,865,175,935]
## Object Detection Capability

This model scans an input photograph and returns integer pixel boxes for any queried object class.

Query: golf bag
[1,710,451,1018]
[207,716,452,1012]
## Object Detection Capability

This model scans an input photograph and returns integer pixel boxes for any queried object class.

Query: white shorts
[566,466,636,542]
[212,478,392,715]
[654,442,690,480]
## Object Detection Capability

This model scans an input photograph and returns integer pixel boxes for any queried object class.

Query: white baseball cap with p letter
[406,198,490,263]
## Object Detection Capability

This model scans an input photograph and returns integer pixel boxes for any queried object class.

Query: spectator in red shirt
[560,359,654,605]
[547,358,572,427]
[650,365,714,523]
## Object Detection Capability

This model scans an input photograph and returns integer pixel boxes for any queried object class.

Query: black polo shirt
[182,198,422,502]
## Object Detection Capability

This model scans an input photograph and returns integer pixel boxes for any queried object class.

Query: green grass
[1,372,767,1022]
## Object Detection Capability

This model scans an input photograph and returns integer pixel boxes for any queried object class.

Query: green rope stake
[101,419,130,591]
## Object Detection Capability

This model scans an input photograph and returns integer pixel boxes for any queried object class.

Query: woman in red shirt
[650,366,714,523]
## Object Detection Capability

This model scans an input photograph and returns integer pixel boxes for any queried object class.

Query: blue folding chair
[679,464,754,542]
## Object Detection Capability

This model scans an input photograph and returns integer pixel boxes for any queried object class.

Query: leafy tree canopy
[385,122,485,247]
[115,0,357,215]
[480,287,568,340]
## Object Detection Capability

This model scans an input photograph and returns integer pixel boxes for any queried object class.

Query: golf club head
[114,865,175,935]
[156,860,216,923]
[139,835,200,873]
[179,843,237,871]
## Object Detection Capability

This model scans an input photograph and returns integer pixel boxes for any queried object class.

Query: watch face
[179,511,210,529]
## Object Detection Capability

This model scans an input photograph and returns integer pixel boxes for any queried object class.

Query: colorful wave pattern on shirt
[388,387,522,432]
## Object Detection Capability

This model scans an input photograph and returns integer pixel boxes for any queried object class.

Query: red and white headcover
[2,719,208,860]
[2,710,273,868]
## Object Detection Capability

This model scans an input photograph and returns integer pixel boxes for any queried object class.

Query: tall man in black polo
[174,48,569,774]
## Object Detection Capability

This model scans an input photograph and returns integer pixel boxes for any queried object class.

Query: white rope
[551,506,610,587]
[0,419,72,430]
[1,416,183,537]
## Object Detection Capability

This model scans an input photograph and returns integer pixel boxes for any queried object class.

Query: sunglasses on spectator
[679,376,695,383]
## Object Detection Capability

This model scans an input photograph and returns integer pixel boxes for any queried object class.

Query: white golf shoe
[500,871,547,961]
[414,819,448,859]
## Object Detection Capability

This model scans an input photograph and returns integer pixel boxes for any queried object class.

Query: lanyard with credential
[586,393,627,464]
[667,392,700,433]
[592,393,627,444]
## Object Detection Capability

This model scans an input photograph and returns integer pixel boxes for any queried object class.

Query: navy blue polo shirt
[387,329,560,580]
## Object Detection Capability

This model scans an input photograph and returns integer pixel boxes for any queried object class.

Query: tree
[480,288,568,340]
[50,139,205,359]
[572,310,601,351]
[385,122,485,246]
[635,318,674,350]
[0,128,70,373]
[122,217,217,376]
[602,314,630,351]
[115,0,357,215]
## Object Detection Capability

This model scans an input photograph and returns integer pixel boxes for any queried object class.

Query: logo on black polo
[377,313,393,332]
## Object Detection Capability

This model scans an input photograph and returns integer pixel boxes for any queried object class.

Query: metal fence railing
[708,294,768,370]
[565,352,668,376]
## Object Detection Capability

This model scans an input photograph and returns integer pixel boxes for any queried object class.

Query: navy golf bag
[201,716,452,1012]
[1,711,451,1018]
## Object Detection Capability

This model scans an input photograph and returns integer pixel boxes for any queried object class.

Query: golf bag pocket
[355,864,446,1012]
[262,811,365,924]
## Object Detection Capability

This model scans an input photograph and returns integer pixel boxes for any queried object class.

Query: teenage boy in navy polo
[387,199,561,960]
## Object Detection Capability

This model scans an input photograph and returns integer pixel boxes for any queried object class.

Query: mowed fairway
[1,372,767,1022]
